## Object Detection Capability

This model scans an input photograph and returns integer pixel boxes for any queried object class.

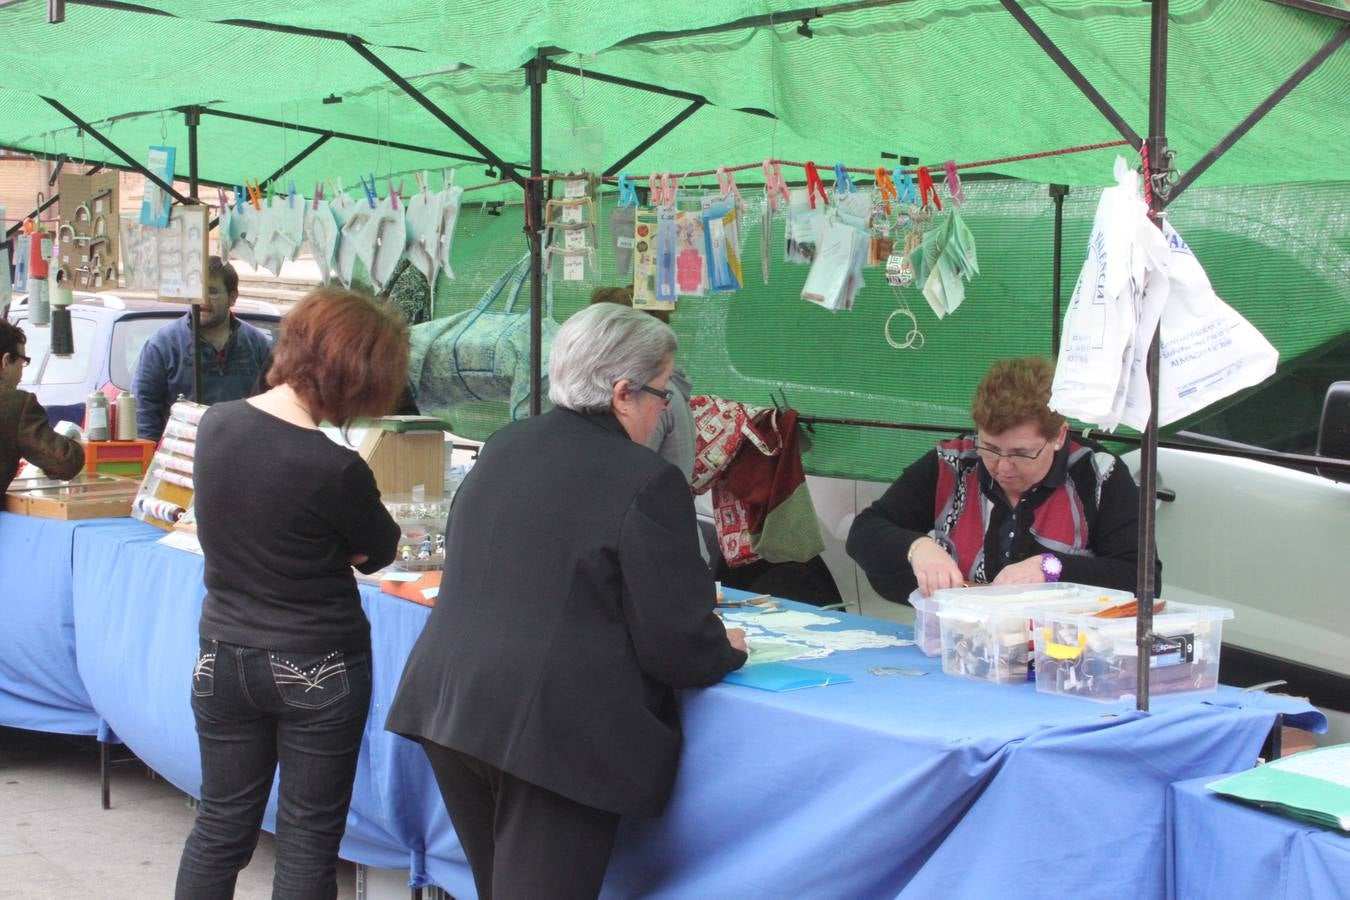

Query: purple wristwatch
[1040,553,1063,583]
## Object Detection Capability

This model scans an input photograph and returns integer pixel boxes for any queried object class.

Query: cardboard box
[358,421,444,496]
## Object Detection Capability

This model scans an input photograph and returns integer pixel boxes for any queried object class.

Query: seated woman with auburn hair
[175,288,408,899]
[847,356,1159,600]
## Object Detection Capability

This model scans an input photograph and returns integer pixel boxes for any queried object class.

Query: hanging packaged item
[610,203,637,276]
[304,198,340,285]
[12,233,31,292]
[654,204,678,302]
[784,188,827,265]
[632,208,672,311]
[433,175,464,282]
[675,209,709,297]
[802,219,868,312]
[702,197,743,292]
[908,209,980,320]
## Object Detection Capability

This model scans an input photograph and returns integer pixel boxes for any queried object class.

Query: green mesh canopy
[1,0,1346,479]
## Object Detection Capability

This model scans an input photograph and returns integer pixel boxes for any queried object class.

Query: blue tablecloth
[1168,774,1350,900]
[0,511,148,735]
[66,519,1326,899]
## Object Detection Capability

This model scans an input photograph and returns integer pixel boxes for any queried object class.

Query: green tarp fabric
[1,1,1346,190]
[1,0,1346,480]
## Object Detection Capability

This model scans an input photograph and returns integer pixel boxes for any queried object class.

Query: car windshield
[16,316,98,386]
[109,315,177,390]
[108,311,280,390]
[1176,334,1350,458]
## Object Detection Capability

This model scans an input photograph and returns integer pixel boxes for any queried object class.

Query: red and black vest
[932,436,1108,582]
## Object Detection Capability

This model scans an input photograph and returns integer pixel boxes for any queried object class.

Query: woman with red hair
[175,288,408,899]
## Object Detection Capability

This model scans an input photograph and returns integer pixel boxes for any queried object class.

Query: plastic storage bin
[908,589,942,657]
[936,583,1134,684]
[1033,600,1233,702]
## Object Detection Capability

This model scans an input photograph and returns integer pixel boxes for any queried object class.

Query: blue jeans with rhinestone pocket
[176,637,371,900]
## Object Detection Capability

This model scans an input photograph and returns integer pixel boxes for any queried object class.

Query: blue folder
[723,662,853,692]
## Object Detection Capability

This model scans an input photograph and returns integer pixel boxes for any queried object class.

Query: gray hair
[549,303,677,412]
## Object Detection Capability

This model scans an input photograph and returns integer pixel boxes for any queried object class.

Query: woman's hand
[349,553,369,567]
[990,555,1046,586]
[910,537,964,597]
[725,627,747,654]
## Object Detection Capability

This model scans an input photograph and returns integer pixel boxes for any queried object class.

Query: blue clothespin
[617,174,639,208]
[287,178,298,209]
[234,186,246,212]
[359,174,378,209]
[895,168,918,205]
[834,163,855,194]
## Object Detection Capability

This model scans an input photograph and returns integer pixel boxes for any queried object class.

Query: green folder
[1207,744,1350,833]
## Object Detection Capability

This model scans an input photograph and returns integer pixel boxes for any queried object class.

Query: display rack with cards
[132,399,204,531]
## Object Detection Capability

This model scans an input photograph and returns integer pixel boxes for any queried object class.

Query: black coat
[385,407,745,817]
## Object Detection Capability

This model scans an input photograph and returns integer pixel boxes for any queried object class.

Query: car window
[1180,335,1350,458]
[15,316,99,386]
[110,315,177,390]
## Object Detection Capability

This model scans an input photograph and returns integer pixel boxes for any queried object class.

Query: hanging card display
[802,220,867,312]
[157,205,209,304]
[140,146,176,228]
[785,188,823,264]
[56,171,120,292]
[655,205,678,302]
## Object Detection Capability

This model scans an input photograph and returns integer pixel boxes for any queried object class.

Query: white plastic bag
[1127,222,1278,427]
[1051,157,1170,430]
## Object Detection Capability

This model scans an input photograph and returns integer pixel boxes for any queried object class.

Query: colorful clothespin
[359,175,378,209]
[388,178,404,210]
[916,166,942,210]
[312,182,324,210]
[647,172,678,207]
[287,178,298,209]
[716,165,742,204]
[874,167,897,215]
[762,159,790,213]
[216,188,228,213]
[245,179,263,210]
[942,160,965,207]
[833,163,855,195]
[617,174,639,208]
[894,169,918,205]
[803,161,829,208]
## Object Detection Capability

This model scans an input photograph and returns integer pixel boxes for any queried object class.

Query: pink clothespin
[648,172,678,207]
[943,160,965,207]
[763,159,790,213]
[312,182,324,210]
[388,178,404,210]
[716,165,741,204]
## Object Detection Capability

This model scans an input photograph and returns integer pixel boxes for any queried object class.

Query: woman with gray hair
[386,303,747,899]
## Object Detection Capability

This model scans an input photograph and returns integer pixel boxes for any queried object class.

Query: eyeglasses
[975,439,1051,466]
[637,384,672,406]
[8,354,31,366]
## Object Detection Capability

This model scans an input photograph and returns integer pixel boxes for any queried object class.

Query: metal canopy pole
[41,97,194,206]
[194,108,509,168]
[1049,184,1068,356]
[347,37,527,189]
[603,99,707,176]
[1135,0,1172,713]
[258,134,330,191]
[1169,26,1347,202]
[187,106,203,403]
[526,53,546,416]
[998,0,1142,150]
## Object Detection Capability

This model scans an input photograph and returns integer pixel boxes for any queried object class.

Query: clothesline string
[454,138,1131,194]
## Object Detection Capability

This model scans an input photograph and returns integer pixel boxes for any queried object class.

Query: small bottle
[115,392,138,441]
[85,391,111,441]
